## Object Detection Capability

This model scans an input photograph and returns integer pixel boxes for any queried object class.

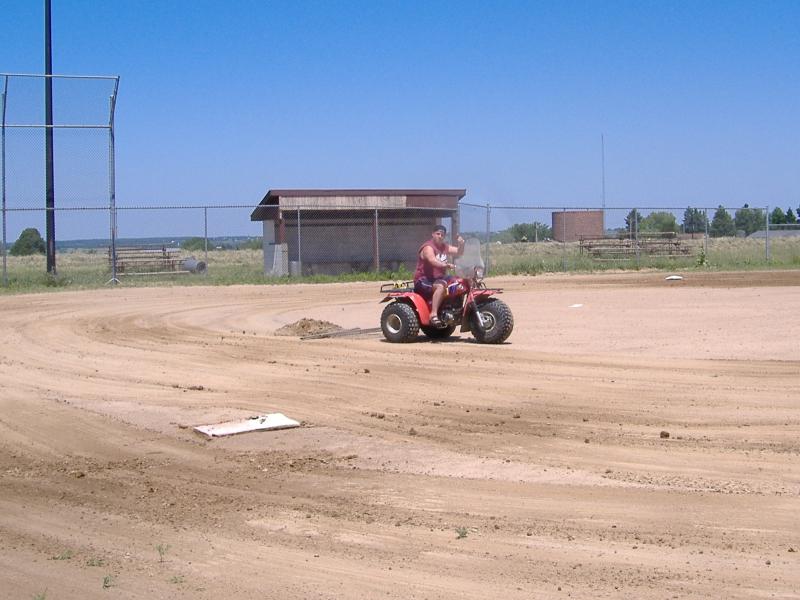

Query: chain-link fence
[1,72,119,286]
[269,207,451,278]
[2,201,799,290]
[0,205,456,289]
[461,203,800,274]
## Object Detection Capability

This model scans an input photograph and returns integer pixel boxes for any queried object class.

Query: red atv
[379,238,514,344]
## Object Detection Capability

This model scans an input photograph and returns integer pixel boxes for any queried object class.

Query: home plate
[194,413,300,438]
[665,275,684,281]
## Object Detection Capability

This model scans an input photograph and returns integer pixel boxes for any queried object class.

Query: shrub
[10,228,46,256]
[640,211,678,233]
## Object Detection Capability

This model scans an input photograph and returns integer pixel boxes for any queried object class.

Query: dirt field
[1,270,798,599]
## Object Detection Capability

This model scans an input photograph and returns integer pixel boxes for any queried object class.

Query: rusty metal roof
[251,189,465,221]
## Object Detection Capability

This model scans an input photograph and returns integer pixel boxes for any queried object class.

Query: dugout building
[250,189,465,276]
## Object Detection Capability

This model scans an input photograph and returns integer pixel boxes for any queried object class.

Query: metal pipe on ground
[182,257,207,274]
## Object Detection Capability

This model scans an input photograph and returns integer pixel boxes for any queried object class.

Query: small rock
[660,431,670,439]
[409,428,418,436]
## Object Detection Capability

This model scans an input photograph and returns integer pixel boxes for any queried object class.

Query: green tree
[493,222,552,243]
[682,207,707,235]
[785,208,797,224]
[640,211,678,233]
[9,227,46,256]
[709,206,735,238]
[509,222,552,242]
[770,207,786,225]
[734,204,765,236]
[624,209,643,234]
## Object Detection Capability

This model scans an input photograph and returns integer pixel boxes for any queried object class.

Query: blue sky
[3,0,799,237]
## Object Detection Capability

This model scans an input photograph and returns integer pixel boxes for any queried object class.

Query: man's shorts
[414,275,457,299]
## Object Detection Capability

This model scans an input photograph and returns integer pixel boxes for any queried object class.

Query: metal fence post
[1,76,7,286]
[107,92,119,284]
[765,205,770,262]
[634,209,640,267]
[203,207,209,275]
[297,207,302,277]
[485,203,491,275]
[561,208,567,272]
[703,208,709,258]
[374,208,380,273]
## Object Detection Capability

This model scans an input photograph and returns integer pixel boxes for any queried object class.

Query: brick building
[551,210,604,242]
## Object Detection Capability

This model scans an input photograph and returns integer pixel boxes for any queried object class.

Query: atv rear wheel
[420,324,457,339]
[471,299,514,344]
[381,302,420,343]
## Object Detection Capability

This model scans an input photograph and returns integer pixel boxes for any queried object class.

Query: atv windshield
[454,238,484,278]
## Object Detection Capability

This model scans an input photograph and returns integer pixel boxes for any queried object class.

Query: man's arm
[448,236,466,258]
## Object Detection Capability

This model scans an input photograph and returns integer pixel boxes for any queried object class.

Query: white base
[194,413,300,438]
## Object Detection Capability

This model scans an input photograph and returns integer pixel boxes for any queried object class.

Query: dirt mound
[274,318,343,337]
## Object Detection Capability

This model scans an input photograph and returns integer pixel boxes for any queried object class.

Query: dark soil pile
[274,318,343,337]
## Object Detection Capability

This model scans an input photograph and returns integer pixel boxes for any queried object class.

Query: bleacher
[108,245,187,275]
[579,232,690,260]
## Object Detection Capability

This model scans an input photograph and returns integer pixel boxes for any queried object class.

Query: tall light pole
[45,0,56,274]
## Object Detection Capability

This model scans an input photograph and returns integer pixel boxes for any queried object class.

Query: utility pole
[45,0,56,274]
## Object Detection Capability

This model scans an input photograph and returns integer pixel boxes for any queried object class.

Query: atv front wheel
[381,302,420,343]
[471,299,514,344]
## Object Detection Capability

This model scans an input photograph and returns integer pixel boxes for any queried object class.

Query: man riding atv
[413,225,465,327]
[380,231,513,344]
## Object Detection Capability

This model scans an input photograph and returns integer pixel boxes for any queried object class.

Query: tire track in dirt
[1,272,799,598]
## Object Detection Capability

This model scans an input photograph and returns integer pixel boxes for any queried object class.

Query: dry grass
[1,236,798,294]
[486,236,800,274]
